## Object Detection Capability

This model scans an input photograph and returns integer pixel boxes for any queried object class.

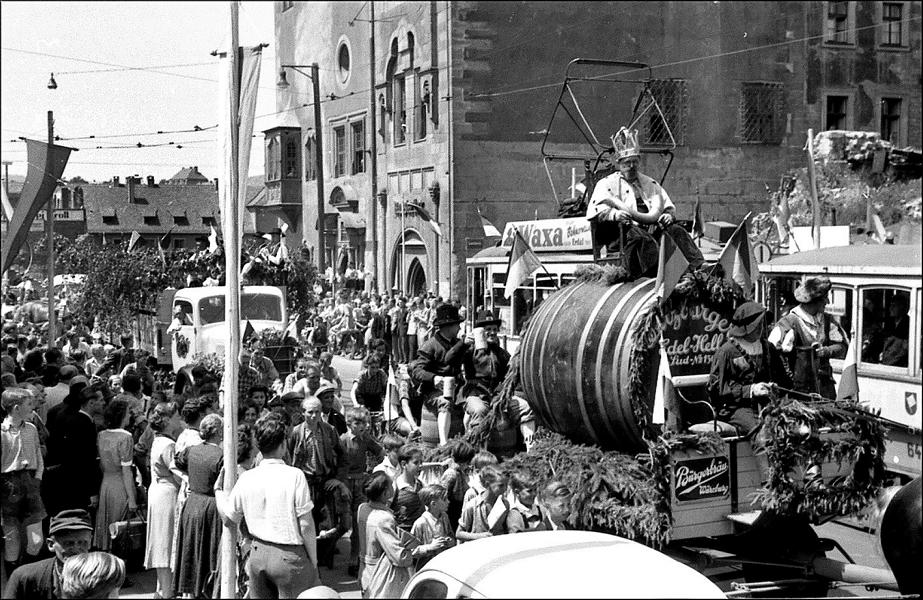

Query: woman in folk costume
[768,276,847,400]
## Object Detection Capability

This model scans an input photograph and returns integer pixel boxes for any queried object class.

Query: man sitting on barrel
[461,309,536,448]
[409,304,469,446]
[586,126,704,277]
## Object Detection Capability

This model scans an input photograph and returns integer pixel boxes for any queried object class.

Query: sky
[0,1,281,184]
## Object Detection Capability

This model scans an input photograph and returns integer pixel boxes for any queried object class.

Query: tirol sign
[501,217,592,252]
[661,300,731,378]
[673,456,730,501]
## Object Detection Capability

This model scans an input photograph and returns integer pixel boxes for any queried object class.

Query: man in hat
[768,276,847,399]
[586,126,704,276]
[410,304,470,446]
[708,301,791,482]
[4,509,93,599]
[461,310,536,445]
[279,390,306,428]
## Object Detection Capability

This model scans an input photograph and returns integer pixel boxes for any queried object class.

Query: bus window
[860,288,910,369]
[829,286,854,339]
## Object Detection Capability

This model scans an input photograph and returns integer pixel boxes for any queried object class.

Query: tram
[758,245,923,481]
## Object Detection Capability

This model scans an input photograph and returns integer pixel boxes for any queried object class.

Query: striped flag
[1,181,13,220]
[477,205,501,238]
[157,227,174,266]
[504,227,542,299]
[691,196,704,239]
[711,214,758,298]
[408,201,442,236]
[870,212,889,244]
[126,230,141,253]
[655,231,689,304]
[836,335,859,402]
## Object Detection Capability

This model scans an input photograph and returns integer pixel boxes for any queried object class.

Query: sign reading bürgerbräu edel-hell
[661,300,731,378]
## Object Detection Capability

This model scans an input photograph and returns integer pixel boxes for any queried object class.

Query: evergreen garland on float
[752,394,887,520]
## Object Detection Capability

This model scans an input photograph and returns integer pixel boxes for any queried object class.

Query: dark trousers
[407,335,418,362]
[391,331,405,364]
[247,537,317,599]
[596,222,704,277]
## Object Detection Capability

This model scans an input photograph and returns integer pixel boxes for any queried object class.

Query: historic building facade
[265,1,921,298]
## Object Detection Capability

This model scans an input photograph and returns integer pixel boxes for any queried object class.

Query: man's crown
[611,127,641,161]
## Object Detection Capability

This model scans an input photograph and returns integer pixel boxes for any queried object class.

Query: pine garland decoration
[751,393,887,519]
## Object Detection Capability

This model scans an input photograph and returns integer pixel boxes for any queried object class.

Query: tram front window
[861,288,910,368]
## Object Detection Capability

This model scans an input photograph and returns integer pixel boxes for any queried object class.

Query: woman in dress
[173,413,223,599]
[144,402,183,599]
[361,472,419,599]
[93,399,136,551]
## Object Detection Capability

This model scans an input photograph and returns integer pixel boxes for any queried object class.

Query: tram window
[861,288,910,368]
[491,272,510,310]
[829,287,853,339]
[766,277,798,325]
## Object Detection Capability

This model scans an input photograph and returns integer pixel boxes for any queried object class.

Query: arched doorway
[391,229,428,294]
[406,257,426,297]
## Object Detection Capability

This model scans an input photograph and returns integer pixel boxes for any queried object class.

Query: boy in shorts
[1,388,46,573]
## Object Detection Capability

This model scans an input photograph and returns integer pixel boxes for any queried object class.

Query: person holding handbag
[93,399,136,552]
[144,402,183,600]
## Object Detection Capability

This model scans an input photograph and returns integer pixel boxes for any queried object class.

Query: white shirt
[224,458,314,545]
[587,171,674,223]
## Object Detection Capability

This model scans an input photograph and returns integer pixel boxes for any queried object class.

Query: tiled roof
[81,181,219,235]
[167,166,210,184]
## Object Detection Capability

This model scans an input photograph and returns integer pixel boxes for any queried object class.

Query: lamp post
[278,64,326,276]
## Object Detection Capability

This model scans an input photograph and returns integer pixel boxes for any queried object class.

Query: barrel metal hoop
[532,281,585,435]
[602,279,657,443]
[612,279,656,440]
[576,282,626,445]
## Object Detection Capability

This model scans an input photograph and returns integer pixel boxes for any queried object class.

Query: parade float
[455,59,917,596]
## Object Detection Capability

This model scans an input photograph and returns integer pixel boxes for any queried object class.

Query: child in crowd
[462,450,499,507]
[457,464,509,543]
[1,388,46,571]
[540,480,573,530]
[338,406,384,577]
[410,484,455,568]
[372,433,405,484]
[390,445,425,532]
[440,440,476,530]
[361,472,418,598]
[506,471,547,533]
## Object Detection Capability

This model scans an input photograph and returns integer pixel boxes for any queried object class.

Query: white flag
[652,342,673,425]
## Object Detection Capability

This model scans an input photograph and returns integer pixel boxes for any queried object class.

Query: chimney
[112,175,120,187]
[127,175,136,203]
[147,175,156,187]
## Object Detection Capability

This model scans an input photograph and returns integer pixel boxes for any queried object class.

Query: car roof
[417,531,724,598]
[173,285,283,302]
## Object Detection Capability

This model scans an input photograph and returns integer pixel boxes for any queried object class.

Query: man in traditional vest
[587,126,704,276]
[768,276,847,400]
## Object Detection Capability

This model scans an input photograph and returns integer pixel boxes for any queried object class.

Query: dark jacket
[409,332,469,396]
[462,344,510,398]
[4,556,58,600]
[708,339,791,411]
[287,420,342,480]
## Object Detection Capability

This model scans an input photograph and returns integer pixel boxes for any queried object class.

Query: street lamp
[277,63,327,277]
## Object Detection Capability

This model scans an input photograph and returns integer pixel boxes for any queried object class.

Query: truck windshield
[197,293,282,324]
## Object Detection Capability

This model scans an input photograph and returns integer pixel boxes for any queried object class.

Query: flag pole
[220,1,240,596]
[45,110,56,349]
[805,128,822,250]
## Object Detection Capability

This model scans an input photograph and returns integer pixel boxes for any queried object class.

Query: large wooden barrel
[520,278,660,451]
